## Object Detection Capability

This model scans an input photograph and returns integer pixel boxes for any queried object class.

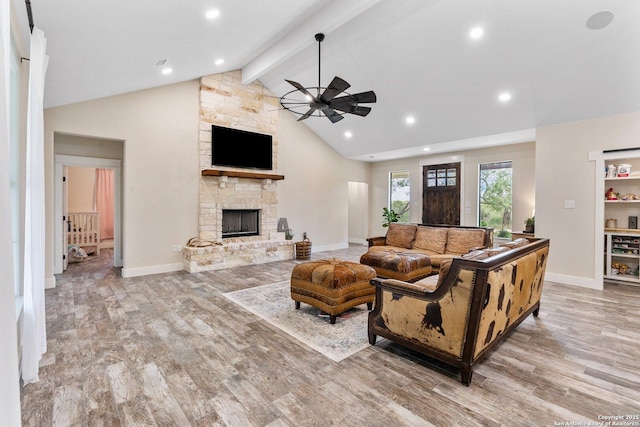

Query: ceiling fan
[279,33,377,123]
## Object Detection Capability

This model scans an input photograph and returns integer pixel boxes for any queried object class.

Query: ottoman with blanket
[359,250,432,282]
[291,259,376,324]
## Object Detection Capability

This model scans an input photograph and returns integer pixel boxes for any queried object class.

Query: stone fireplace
[182,71,295,273]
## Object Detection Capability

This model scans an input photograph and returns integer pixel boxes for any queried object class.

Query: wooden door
[422,162,460,225]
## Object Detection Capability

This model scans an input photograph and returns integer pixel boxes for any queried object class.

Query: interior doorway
[54,155,122,274]
[53,133,124,276]
[66,165,116,251]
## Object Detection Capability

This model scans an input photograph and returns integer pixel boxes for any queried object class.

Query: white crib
[67,212,101,255]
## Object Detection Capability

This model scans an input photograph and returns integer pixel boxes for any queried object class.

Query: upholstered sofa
[360,223,494,281]
[368,237,549,385]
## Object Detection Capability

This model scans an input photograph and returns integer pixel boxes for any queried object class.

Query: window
[389,171,410,223]
[479,161,512,238]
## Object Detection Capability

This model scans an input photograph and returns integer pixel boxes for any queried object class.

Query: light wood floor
[21,245,640,426]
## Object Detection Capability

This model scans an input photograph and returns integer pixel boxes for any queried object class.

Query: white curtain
[0,0,22,421]
[21,27,49,385]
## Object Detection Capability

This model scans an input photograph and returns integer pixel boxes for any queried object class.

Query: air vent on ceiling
[153,59,168,67]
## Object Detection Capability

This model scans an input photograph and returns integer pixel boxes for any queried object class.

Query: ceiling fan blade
[297,108,316,121]
[322,107,344,123]
[320,76,351,102]
[349,106,372,117]
[328,97,356,113]
[351,90,377,104]
[330,91,377,109]
[285,79,315,100]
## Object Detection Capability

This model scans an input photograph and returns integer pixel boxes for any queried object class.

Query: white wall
[55,133,124,159]
[43,75,640,292]
[44,80,201,279]
[277,111,370,251]
[536,111,640,288]
[44,79,373,278]
[369,142,536,238]
[348,181,368,245]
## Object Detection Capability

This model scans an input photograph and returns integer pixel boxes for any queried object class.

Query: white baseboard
[312,242,349,253]
[121,262,184,278]
[348,238,367,245]
[544,272,602,290]
[45,277,56,289]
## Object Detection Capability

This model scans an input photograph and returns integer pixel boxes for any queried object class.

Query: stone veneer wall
[183,71,294,272]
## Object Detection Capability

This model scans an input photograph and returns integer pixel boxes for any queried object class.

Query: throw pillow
[413,226,448,254]
[445,229,487,255]
[385,223,417,249]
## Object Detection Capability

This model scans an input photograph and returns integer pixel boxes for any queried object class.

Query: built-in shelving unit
[603,165,640,286]
[605,230,640,284]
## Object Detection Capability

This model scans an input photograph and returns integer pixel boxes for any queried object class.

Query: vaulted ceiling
[15,0,640,161]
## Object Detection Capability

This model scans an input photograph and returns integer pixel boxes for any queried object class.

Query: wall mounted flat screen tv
[212,125,273,170]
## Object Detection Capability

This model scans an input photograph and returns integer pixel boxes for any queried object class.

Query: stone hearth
[182,71,294,273]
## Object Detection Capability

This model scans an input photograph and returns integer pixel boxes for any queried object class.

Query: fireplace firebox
[222,209,260,238]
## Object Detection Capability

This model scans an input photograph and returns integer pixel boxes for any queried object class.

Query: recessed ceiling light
[206,9,220,20]
[498,92,511,102]
[469,27,484,39]
[344,131,353,139]
[405,116,416,125]
[215,58,224,66]
[161,67,173,75]
[423,147,430,152]
[586,10,614,30]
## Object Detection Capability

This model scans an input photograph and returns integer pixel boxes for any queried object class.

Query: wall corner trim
[544,272,602,290]
[121,263,184,278]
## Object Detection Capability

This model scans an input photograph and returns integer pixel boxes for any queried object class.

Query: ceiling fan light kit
[279,33,377,123]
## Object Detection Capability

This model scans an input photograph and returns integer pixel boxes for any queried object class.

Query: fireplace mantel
[201,169,284,180]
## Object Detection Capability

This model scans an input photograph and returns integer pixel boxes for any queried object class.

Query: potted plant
[382,207,399,227]
[524,217,535,233]
[285,228,294,240]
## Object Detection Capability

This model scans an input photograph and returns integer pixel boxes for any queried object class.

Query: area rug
[223,281,372,362]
